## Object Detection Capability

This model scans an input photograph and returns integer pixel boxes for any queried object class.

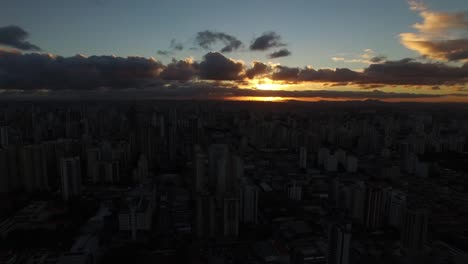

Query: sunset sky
[0,0,467,101]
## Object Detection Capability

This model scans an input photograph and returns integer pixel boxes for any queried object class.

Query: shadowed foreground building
[60,157,82,201]
[328,220,352,264]
[401,207,429,256]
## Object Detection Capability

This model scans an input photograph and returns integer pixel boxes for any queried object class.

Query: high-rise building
[230,154,243,191]
[318,148,330,167]
[208,144,230,195]
[19,144,48,192]
[133,155,149,184]
[60,157,82,201]
[193,151,207,193]
[86,148,100,184]
[0,149,8,193]
[346,156,358,173]
[328,221,352,264]
[364,184,385,230]
[335,149,347,167]
[0,126,8,148]
[388,191,406,230]
[351,181,365,223]
[299,146,307,169]
[329,177,340,208]
[118,197,153,240]
[98,160,120,183]
[326,155,338,172]
[5,147,20,192]
[195,194,216,239]
[240,179,258,224]
[288,180,303,201]
[223,197,240,237]
[339,184,353,214]
[401,207,428,256]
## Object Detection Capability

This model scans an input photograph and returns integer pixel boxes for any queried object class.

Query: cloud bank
[1,50,467,91]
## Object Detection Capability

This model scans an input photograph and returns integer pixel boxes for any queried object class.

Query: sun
[223,96,286,102]
[254,78,284,90]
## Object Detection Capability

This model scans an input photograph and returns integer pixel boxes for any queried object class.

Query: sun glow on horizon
[223,96,287,102]
[253,78,285,90]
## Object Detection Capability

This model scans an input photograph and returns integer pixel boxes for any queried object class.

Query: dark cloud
[0,50,163,90]
[271,66,300,81]
[370,55,387,63]
[246,61,269,79]
[198,52,244,80]
[299,68,360,82]
[157,50,171,56]
[160,58,199,81]
[363,59,468,85]
[195,31,242,53]
[267,59,468,86]
[269,49,291,59]
[0,25,40,51]
[157,39,184,56]
[1,48,468,91]
[402,39,468,61]
[170,39,184,51]
[250,32,286,51]
[359,84,385,90]
[327,82,349,87]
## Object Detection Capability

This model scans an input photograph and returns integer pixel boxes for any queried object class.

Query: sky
[0,0,467,101]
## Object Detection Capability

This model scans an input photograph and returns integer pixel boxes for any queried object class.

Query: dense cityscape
[0,100,467,264]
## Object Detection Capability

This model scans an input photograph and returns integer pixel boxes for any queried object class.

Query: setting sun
[253,78,284,90]
[224,96,286,102]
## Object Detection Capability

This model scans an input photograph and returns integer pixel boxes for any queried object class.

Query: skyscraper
[133,155,149,184]
[326,154,338,172]
[86,148,101,184]
[240,179,258,224]
[223,196,240,237]
[230,154,243,191]
[19,144,48,192]
[401,207,428,256]
[193,151,207,193]
[208,144,230,195]
[388,191,406,230]
[328,221,352,264]
[288,180,303,201]
[299,146,307,169]
[346,156,358,173]
[195,194,216,239]
[329,177,340,208]
[0,149,8,193]
[351,181,365,223]
[0,126,8,148]
[60,157,82,201]
[364,184,385,230]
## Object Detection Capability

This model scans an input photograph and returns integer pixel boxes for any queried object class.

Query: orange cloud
[400,1,468,61]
